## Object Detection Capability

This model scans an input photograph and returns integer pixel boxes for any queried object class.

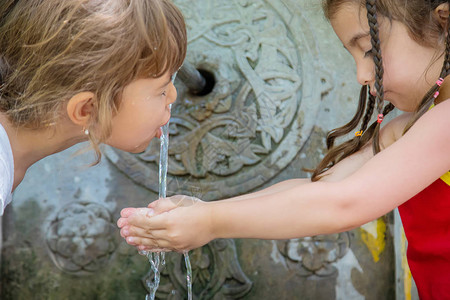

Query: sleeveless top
[398,104,450,299]
[398,176,450,299]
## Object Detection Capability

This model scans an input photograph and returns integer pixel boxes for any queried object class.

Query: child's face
[330,3,443,112]
[106,72,176,153]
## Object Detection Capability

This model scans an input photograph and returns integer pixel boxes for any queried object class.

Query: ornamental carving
[276,233,350,277]
[45,202,117,275]
[105,0,332,200]
[143,239,252,299]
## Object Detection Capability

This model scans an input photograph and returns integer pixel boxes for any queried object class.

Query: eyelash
[364,48,373,58]
[161,73,176,97]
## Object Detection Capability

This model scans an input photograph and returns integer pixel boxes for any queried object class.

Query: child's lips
[162,117,171,126]
[156,116,171,139]
[156,127,162,138]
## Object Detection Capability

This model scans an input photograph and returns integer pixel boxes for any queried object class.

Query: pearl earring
[83,128,89,135]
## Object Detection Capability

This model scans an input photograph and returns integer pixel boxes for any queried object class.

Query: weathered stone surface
[1,1,396,299]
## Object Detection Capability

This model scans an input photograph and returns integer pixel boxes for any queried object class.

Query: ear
[434,3,449,30]
[66,91,95,128]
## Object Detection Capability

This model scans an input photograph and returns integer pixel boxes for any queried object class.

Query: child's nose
[167,82,177,105]
[356,60,374,86]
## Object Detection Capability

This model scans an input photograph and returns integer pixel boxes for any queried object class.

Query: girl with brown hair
[118,1,450,298]
[0,0,187,215]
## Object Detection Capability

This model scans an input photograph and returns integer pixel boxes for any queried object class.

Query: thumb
[147,197,178,214]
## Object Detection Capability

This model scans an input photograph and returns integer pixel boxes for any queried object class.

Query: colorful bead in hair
[377,114,384,124]
[434,91,440,99]
[436,77,444,86]
[355,131,363,137]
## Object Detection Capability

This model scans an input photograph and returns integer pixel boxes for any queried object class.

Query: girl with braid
[118,0,450,297]
[0,0,186,215]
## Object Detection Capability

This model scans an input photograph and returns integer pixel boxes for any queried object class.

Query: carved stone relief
[45,202,117,275]
[146,239,252,299]
[276,233,350,277]
[105,0,332,200]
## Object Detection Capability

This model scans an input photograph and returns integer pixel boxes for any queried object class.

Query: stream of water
[143,81,193,299]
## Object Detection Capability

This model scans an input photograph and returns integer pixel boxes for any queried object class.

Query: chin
[132,137,156,154]
[130,144,150,154]
[389,102,414,112]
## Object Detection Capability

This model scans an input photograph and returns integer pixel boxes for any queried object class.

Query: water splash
[184,251,193,300]
[143,70,194,300]
[143,122,170,300]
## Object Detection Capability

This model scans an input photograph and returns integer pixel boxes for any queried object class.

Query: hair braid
[403,0,450,133]
[326,85,368,149]
[310,2,397,181]
[310,86,378,180]
[366,0,385,154]
[359,91,375,135]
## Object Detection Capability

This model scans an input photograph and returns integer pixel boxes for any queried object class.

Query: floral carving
[276,233,350,277]
[45,202,117,275]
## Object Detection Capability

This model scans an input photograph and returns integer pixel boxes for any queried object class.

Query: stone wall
[1,1,403,299]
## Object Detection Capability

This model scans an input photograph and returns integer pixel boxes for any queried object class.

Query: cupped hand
[117,195,195,229]
[117,195,213,252]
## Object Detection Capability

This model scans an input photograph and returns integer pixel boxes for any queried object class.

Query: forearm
[208,180,369,240]
[223,178,310,201]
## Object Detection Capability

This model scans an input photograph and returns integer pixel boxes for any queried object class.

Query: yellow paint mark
[360,218,386,262]
[401,226,412,300]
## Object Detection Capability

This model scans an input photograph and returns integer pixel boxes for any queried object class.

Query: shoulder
[408,100,450,141]
[380,100,450,149]
[379,111,413,149]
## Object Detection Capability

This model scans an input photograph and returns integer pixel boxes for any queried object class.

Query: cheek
[382,54,411,87]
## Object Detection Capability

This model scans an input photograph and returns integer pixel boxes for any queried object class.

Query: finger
[117,217,129,228]
[148,198,178,213]
[121,224,155,239]
[126,235,161,248]
[134,207,155,217]
[118,208,154,229]
[119,226,127,238]
[126,235,183,252]
[127,211,166,230]
[120,207,137,217]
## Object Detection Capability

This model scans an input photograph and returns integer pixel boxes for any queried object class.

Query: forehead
[329,3,370,47]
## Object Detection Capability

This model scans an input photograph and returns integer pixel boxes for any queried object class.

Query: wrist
[202,201,218,241]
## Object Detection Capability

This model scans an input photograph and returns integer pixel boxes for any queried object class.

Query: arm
[120,103,449,251]
[208,103,449,240]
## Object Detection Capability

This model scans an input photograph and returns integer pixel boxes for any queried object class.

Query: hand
[117,195,213,252]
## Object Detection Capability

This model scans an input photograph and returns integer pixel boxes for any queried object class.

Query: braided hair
[403,0,450,133]
[312,0,449,181]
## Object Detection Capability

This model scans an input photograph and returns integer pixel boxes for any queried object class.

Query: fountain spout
[177,61,207,95]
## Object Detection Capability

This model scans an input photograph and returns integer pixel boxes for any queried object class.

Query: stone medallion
[45,202,117,275]
[276,233,351,277]
[105,0,331,200]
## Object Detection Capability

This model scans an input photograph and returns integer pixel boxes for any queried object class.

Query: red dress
[398,176,450,300]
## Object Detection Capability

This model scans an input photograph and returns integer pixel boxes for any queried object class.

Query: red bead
[377,114,384,124]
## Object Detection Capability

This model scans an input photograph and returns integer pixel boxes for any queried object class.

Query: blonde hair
[0,0,187,163]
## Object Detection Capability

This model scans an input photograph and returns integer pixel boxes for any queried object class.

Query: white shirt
[0,123,13,215]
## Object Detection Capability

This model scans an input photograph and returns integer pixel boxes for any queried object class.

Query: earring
[83,128,89,135]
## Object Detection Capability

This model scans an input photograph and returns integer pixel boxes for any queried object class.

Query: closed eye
[364,48,374,58]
